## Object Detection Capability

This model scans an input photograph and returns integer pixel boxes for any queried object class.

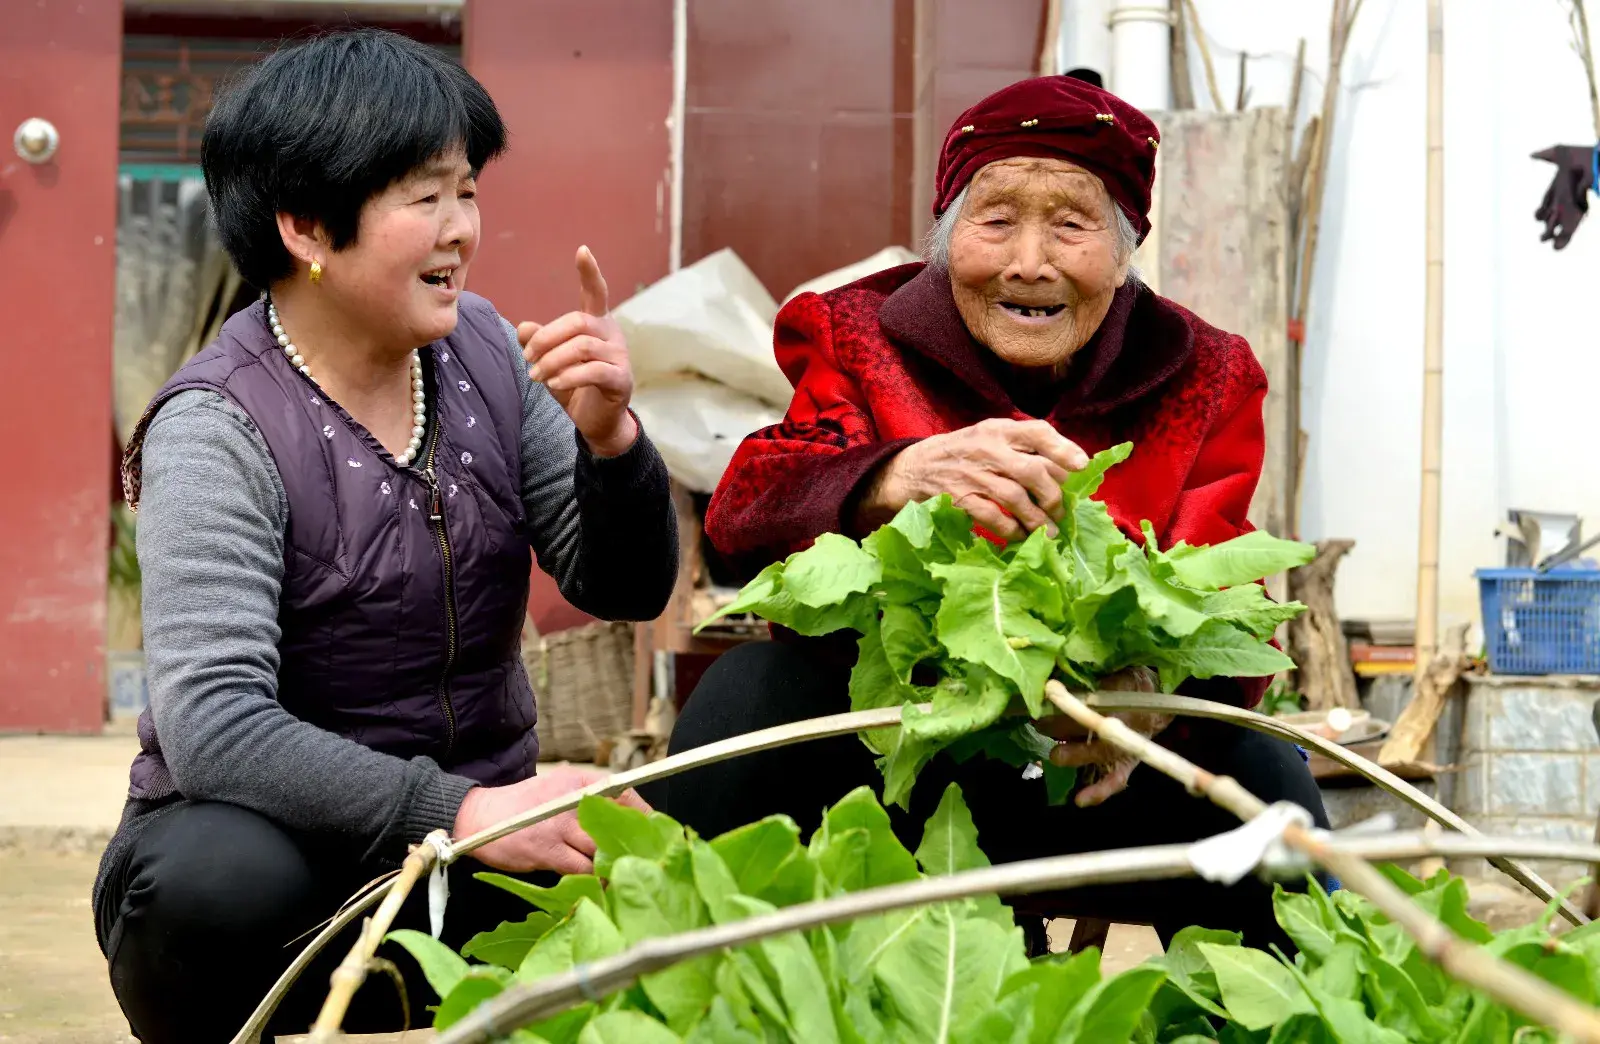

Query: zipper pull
[424,466,443,522]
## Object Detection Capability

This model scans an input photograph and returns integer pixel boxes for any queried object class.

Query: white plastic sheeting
[616,246,918,493]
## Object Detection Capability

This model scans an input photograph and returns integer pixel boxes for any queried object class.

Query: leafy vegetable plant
[389,787,1598,1043]
[702,443,1316,806]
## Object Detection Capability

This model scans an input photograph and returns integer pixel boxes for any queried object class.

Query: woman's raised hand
[453,764,651,874]
[858,418,1089,540]
[518,246,639,458]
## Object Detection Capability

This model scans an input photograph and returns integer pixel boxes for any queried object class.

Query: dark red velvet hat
[934,75,1160,241]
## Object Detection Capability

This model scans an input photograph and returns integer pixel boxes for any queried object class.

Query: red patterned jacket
[705,262,1271,707]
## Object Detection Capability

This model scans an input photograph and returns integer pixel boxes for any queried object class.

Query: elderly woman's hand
[858,418,1089,540]
[519,247,639,458]
[1040,666,1172,808]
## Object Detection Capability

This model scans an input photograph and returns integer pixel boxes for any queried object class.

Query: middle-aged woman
[648,74,1329,954]
[92,30,677,1043]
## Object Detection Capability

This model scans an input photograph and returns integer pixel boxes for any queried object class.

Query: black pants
[94,801,546,1043]
[643,640,1331,952]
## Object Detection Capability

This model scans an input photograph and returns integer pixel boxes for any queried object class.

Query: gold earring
[309,261,323,285]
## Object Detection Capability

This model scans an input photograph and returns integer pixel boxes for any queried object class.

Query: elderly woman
[650,75,1328,953]
[93,31,676,1042]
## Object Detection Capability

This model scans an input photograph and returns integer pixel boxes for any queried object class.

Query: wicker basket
[526,619,635,763]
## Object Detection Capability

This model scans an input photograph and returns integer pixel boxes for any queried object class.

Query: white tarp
[616,245,920,492]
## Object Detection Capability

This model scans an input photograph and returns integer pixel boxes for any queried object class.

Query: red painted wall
[464,0,674,633]
[0,0,122,732]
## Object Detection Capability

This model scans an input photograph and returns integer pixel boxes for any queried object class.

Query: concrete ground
[0,727,1555,1043]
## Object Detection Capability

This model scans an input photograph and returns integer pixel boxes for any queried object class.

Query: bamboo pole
[1087,691,1579,923]
[267,690,1581,1042]
[1180,0,1225,109]
[1037,0,1063,77]
[1042,682,1600,1042]
[1573,0,1600,141]
[232,705,909,1044]
[1415,0,1445,671]
[309,837,442,1041]
[1169,0,1196,109]
[436,828,1600,1044]
[1289,0,1359,533]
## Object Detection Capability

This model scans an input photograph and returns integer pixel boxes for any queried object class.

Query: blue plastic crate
[1477,568,1600,675]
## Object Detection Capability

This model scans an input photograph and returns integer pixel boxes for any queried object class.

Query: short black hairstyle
[202,29,507,289]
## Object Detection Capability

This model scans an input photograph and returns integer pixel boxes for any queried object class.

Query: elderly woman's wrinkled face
[947,158,1130,370]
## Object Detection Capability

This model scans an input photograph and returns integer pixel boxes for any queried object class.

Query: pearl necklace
[267,300,428,467]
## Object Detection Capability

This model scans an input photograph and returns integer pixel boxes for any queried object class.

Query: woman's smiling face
[946,157,1131,371]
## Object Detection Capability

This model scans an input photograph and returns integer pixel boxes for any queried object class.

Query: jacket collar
[875,263,1195,419]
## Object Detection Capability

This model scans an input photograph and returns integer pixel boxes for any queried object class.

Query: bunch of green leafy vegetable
[388,784,1599,1044]
[388,783,1170,1043]
[702,443,1316,807]
[1145,867,1600,1044]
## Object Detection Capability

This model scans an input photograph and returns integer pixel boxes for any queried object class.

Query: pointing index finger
[576,245,609,317]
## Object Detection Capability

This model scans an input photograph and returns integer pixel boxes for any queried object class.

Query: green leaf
[517,898,626,982]
[1062,496,1133,596]
[726,895,843,1044]
[1363,957,1447,1042]
[1061,965,1168,1044]
[1005,527,1068,626]
[877,722,943,810]
[462,912,556,970]
[524,1005,596,1044]
[578,1010,684,1044]
[902,665,1012,744]
[874,912,1026,1043]
[1148,926,1239,1019]
[1310,939,1368,1001]
[809,786,920,891]
[384,928,470,1001]
[707,816,818,909]
[999,948,1101,1044]
[1264,1014,1332,1044]
[783,532,883,608]
[689,839,750,926]
[608,855,716,1028]
[1062,442,1133,499]
[684,996,764,1044]
[1273,886,1338,961]
[848,624,911,757]
[434,966,511,1029]
[865,521,942,604]
[1155,619,1297,688]
[577,795,684,878]
[474,872,606,918]
[1200,586,1306,639]
[915,783,990,877]
[1032,748,1075,803]
[881,601,941,681]
[927,542,1062,712]
[1197,943,1313,1031]
[1168,530,1316,592]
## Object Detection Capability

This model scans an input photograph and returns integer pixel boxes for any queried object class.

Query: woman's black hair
[202,28,507,289]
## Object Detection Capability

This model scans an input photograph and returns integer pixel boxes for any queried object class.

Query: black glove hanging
[1533,144,1596,250]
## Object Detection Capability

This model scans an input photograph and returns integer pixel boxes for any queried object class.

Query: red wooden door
[0,1,122,732]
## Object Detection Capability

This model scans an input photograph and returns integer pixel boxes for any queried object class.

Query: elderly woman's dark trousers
[94,801,543,1043]
[644,640,1331,954]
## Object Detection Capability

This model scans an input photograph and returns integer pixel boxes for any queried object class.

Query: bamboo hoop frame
[255,691,1580,1043]
[235,706,906,1044]
[436,829,1600,1044]
[432,686,1600,1044]
[1042,682,1600,1042]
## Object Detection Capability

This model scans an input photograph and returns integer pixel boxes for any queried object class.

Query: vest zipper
[422,423,459,757]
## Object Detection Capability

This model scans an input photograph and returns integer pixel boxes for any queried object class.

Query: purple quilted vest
[123,292,538,798]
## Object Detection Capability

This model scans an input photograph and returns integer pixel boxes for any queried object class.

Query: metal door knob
[13,118,60,164]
